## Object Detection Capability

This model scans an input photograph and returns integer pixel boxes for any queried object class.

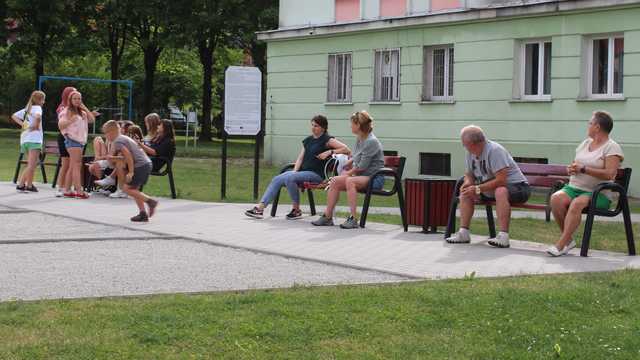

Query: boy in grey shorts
[103,120,158,222]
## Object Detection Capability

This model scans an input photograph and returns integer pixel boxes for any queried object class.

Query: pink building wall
[336,0,361,22]
[431,0,462,11]
[380,0,407,17]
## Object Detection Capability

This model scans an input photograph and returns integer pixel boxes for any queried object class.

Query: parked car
[168,106,187,129]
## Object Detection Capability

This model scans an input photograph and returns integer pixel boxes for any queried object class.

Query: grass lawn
[1,270,640,359]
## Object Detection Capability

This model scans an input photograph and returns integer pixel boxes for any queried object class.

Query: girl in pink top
[54,86,77,196]
[58,91,96,198]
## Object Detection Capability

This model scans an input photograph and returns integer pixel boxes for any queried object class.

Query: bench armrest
[280,163,295,174]
[589,181,626,216]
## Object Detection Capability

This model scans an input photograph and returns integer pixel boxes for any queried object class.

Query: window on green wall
[587,35,624,98]
[422,45,454,102]
[373,49,400,102]
[520,39,551,100]
[327,53,352,103]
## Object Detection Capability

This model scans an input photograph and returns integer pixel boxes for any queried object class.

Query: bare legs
[65,147,83,194]
[550,191,590,250]
[323,175,370,218]
[459,186,511,232]
[18,149,40,187]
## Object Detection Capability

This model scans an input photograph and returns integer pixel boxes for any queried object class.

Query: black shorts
[481,182,531,204]
[57,133,69,157]
[128,163,152,188]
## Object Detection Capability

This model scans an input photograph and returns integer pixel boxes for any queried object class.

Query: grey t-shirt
[465,140,527,185]
[113,135,152,168]
[353,133,384,177]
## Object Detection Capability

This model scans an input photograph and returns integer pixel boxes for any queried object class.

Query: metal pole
[253,132,261,200]
[128,81,134,120]
[221,131,228,200]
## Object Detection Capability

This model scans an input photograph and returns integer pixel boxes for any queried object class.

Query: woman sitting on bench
[245,115,350,220]
[312,111,385,229]
[137,118,176,172]
[548,111,624,257]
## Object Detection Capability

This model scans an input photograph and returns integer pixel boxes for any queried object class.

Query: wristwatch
[475,185,482,195]
[580,165,586,174]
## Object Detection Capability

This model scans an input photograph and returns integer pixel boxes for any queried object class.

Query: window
[373,49,400,102]
[327,53,352,103]
[422,45,454,101]
[588,35,624,97]
[420,153,451,176]
[520,40,552,99]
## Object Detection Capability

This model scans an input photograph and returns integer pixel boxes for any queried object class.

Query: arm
[460,167,508,197]
[138,141,157,156]
[30,114,41,131]
[460,172,476,191]
[571,156,621,181]
[58,112,73,131]
[10,114,24,128]
[79,104,96,123]
[350,140,378,175]
[316,138,352,160]
[293,148,305,172]
[120,146,135,182]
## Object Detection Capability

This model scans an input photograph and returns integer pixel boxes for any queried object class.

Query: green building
[258,0,640,195]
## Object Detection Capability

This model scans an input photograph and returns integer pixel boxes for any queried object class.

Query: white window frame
[520,39,552,100]
[327,53,353,103]
[422,44,454,102]
[373,48,401,103]
[587,34,624,99]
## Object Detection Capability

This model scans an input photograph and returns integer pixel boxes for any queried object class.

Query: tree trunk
[142,46,161,118]
[110,57,120,110]
[34,57,44,89]
[198,41,214,142]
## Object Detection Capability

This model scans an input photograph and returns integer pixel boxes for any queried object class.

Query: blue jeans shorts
[64,137,84,149]
[370,175,385,190]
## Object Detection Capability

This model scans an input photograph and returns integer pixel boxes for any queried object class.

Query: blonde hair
[144,113,161,138]
[102,119,120,133]
[24,91,46,120]
[350,110,373,134]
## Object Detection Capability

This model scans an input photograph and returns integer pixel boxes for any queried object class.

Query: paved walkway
[1,182,638,290]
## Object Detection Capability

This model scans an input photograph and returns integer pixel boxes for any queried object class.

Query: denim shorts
[64,137,84,149]
[371,175,385,190]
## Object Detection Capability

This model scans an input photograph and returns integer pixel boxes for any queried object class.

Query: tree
[84,0,132,110]
[129,1,177,117]
[6,0,74,88]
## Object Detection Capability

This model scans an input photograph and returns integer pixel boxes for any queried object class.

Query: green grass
[1,270,640,358]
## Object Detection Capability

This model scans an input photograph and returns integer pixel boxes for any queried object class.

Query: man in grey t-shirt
[446,125,531,248]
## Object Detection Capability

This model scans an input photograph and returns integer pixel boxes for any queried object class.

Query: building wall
[265,6,640,195]
[278,0,334,28]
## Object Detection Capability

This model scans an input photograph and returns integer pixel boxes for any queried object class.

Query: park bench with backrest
[271,155,408,231]
[445,163,635,257]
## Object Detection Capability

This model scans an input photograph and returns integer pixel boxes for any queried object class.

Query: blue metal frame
[38,75,134,120]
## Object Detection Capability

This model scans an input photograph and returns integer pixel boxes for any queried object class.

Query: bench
[13,141,60,185]
[141,156,177,199]
[271,156,407,231]
[445,163,635,257]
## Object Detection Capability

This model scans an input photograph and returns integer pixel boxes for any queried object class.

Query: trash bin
[405,178,457,233]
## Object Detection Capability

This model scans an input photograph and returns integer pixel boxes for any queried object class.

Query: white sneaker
[95,188,112,196]
[546,245,568,257]
[488,232,510,248]
[95,176,116,187]
[55,189,65,198]
[566,239,576,252]
[446,231,471,244]
[109,189,128,198]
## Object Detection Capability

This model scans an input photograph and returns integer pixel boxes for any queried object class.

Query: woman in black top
[137,118,176,172]
[245,115,350,220]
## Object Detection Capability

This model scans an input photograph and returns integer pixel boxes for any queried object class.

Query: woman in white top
[11,90,46,192]
[548,111,624,256]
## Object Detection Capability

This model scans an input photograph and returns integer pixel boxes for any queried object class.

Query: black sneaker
[146,198,158,218]
[245,207,264,219]
[16,184,26,193]
[131,212,149,222]
[286,209,302,220]
[25,185,38,193]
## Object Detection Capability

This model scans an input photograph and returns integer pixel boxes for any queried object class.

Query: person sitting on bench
[245,115,350,220]
[446,125,531,248]
[547,111,624,257]
[311,110,385,229]
[136,119,176,173]
[94,120,134,198]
